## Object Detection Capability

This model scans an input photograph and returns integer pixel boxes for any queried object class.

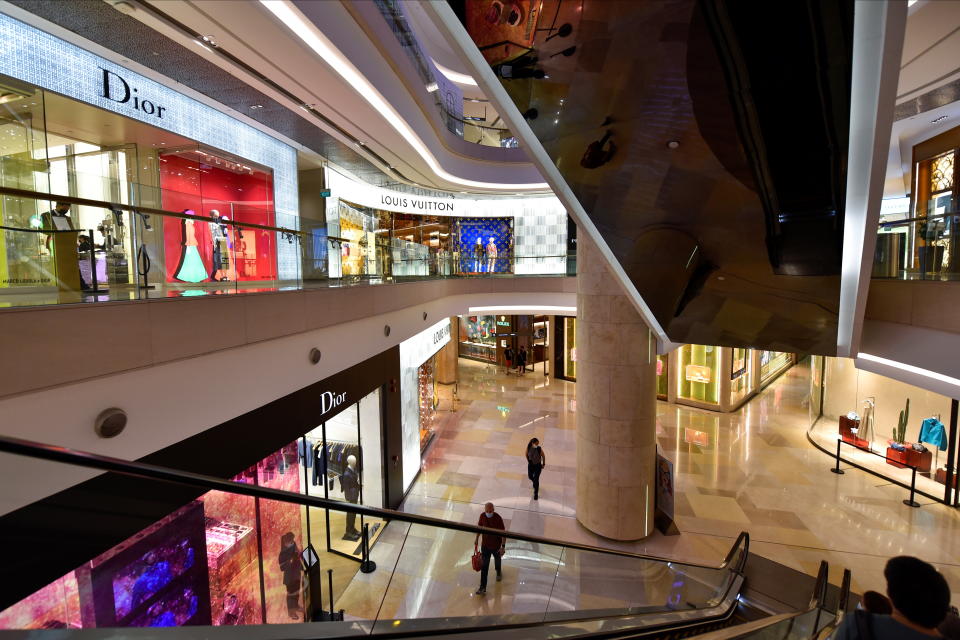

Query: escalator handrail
[813,568,853,640]
[0,434,749,570]
[809,560,830,610]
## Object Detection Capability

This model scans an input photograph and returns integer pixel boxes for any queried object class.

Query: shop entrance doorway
[301,388,385,574]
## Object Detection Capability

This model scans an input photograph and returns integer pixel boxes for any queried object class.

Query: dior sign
[100,68,167,119]
[320,390,347,415]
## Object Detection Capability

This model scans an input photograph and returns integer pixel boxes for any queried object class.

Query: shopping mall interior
[1,0,960,638]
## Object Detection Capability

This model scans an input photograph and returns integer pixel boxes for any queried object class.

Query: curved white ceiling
[261,0,547,191]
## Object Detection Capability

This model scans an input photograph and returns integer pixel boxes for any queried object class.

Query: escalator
[0,436,847,638]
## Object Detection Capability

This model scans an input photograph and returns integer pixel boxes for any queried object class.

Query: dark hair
[885,556,950,628]
[526,438,539,452]
[861,590,892,615]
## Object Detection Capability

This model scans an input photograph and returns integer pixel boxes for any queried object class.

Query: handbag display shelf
[885,445,932,472]
[838,416,869,450]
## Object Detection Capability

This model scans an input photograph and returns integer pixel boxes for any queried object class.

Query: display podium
[51,230,81,292]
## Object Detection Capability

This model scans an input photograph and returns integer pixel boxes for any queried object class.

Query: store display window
[0,442,308,629]
[759,351,792,384]
[301,388,384,561]
[729,348,752,403]
[677,345,720,405]
[418,356,439,452]
[656,354,668,399]
[160,149,277,284]
[456,217,513,274]
[458,314,497,362]
[563,317,577,380]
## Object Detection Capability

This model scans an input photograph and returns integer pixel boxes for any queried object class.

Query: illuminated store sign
[432,322,451,345]
[320,390,348,415]
[382,194,454,212]
[100,69,167,119]
[0,13,299,278]
[685,364,712,384]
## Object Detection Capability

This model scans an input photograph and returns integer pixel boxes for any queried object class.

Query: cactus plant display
[894,398,910,444]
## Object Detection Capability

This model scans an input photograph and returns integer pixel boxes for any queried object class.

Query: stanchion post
[830,439,845,474]
[360,522,377,573]
[327,568,335,617]
[903,465,921,508]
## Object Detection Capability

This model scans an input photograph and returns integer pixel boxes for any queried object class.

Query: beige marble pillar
[576,235,657,540]
[436,317,459,385]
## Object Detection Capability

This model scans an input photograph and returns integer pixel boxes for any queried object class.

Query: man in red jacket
[475,502,505,595]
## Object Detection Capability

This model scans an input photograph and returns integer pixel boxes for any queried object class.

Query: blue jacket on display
[918,417,948,451]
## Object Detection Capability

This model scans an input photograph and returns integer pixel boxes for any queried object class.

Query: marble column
[576,235,657,540]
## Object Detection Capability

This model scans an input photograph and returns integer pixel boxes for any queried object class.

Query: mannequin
[486,236,498,273]
[341,454,361,541]
[473,237,484,272]
[209,209,236,282]
[174,212,209,283]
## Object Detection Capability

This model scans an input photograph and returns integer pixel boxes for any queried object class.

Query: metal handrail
[0,184,306,237]
[0,434,747,570]
[879,210,958,226]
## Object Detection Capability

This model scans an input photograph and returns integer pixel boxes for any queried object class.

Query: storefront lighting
[857,353,960,387]
[468,305,576,313]
[259,0,549,191]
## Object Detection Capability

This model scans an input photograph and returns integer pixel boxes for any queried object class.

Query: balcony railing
[874,210,960,281]
[0,434,748,635]
[0,180,574,309]
[372,0,519,149]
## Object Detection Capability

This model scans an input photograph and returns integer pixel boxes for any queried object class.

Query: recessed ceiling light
[932,115,948,123]
[200,34,218,47]
[250,104,263,109]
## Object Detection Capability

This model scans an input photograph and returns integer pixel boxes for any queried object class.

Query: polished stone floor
[393,357,960,603]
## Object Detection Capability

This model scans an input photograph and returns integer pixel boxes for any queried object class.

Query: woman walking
[525,438,546,500]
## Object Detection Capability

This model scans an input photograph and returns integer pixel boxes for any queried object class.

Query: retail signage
[0,13,299,279]
[320,390,348,416]
[685,364,712,384]
[432,322,451,345]
[381,194,454,212]
[730,362,747,380]
[100,68,167,119]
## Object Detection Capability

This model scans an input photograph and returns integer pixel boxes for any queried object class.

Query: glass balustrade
[874,210,960,281]
[0,176,574,308]
[0,436,747,635]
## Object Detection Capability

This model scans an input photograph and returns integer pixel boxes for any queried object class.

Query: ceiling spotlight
[200,34,219,47]
[932,115,948,123]
[667,140,680,149]
[250,104,263,110]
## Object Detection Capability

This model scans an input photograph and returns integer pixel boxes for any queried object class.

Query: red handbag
[471,543,483,571]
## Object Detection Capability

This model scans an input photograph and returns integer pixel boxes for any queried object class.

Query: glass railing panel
[874,211,960,281]
[738,607,826,639]
[368,524,564,632]
[0,178,573,308]
[544,551,732,621]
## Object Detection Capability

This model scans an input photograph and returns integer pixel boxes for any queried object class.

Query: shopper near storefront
[474,502,505,595]
[526,438,546,500]
[277,532,302,620]
[831,556,951,639]
[516,346,528,375]
[503,345,514,375]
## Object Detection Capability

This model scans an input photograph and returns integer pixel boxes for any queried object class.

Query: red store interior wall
[160,153,278,283]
